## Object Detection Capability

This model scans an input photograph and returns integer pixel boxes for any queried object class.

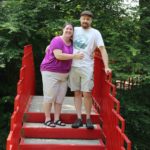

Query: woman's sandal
[54,120,66,126]
[44,120,56,127]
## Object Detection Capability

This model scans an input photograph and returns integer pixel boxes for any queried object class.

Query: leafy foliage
[117,84,150,150]
[0,0,149,81]
[0,96,14,150]
[0,0,149,150]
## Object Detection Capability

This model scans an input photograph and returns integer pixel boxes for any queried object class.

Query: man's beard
[81,23,90,29]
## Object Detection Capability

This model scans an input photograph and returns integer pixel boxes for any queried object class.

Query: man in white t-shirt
[69,11,111,129]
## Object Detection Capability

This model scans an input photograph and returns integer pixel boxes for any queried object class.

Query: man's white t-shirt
[72,27,105,68]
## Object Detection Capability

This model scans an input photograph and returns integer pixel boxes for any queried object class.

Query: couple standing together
[40,11,111,129]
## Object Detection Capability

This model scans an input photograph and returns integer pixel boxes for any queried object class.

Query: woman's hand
[73,52,84,59]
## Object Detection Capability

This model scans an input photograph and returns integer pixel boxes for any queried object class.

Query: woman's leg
[43,102,52,122]
[54,102,62,121]
[41,71,58,123]
[54,79,67,123]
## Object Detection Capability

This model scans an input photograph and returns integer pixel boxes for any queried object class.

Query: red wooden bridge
[6,45,131,150]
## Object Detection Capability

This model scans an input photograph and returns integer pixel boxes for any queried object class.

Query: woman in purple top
[40,23,84,127]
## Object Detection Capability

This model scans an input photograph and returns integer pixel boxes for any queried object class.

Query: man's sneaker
[72,118,83,128]
[86,118,94,129]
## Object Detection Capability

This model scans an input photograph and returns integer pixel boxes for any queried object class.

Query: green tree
[139,0,150,83]
[0,0,149,150]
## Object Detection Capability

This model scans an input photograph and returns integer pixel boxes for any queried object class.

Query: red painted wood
[19,144,104,150]
[92,49,131,150]
[22,124,102,139]
[24,112,100,124]
[7,46,132,150]
[19,139,105,150]
[7,45,35,150]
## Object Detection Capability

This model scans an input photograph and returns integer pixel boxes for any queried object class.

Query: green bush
[0,96,14,150]
[117,84,150,150]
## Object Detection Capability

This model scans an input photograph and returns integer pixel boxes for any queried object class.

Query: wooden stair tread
[23,122,99,129]
[27,96,96,114]
[20,138,104,145]
[22,122,102,139]
[19,96,104,150]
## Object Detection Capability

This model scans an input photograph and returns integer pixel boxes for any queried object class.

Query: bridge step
[19,96,105,150]
[22,123,102,139]
[19,138,105,150]
[24,96,100,123]
[24,112,100,124]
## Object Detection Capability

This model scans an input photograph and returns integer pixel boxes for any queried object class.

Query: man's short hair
[80,11,93,18]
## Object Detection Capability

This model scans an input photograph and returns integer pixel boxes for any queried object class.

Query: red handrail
[6,45,35,150]
[6,46,131,150]
[92,48,131,150]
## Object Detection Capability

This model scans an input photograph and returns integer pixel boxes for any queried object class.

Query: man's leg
[83,92,94,129]
[72,91,83,128]
[83,92,92,119]
[74,91,82,119]
[79,66,94,129]
[68,67,83,128]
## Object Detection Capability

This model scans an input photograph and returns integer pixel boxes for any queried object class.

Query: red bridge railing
[6,45,35,150]
[6,45,131,150]
[92,48,131,150]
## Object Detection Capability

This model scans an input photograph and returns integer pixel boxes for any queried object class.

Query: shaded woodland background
[0,0,149,149]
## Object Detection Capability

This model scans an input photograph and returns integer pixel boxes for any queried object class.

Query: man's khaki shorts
[68,67,94,92]
[41,71,68,104]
